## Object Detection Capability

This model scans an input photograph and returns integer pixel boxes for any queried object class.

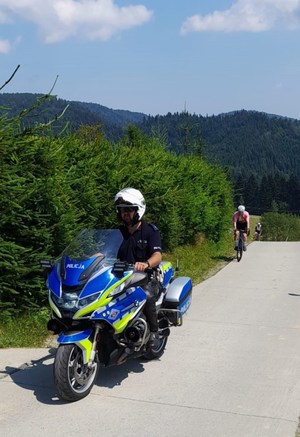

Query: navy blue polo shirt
[118,221,162,264]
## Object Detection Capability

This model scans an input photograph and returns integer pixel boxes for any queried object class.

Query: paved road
[1,242,300,437]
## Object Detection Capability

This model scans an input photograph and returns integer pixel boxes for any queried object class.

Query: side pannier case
[162,276,192,325]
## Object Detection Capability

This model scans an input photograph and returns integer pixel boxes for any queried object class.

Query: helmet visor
[117,206,137,213]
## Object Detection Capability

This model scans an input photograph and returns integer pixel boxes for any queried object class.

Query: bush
[261,212,300,241]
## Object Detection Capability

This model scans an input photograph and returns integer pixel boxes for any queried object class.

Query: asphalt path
[1,242,300,437]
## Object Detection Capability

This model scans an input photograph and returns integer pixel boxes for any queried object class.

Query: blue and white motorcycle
[42,229,192,402]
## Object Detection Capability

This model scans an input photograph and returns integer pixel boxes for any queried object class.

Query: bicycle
[235,229,247,262]
[254,231,261,241]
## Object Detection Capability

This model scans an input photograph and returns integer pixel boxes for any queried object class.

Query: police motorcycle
[42,229,192,402]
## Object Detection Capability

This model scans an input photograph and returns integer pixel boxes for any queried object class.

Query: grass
[164,233,234,284]
[0,308,50,348]
[0,218,259,348]
[165,214,260,282]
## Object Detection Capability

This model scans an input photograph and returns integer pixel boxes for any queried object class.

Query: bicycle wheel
[236,234,243,262]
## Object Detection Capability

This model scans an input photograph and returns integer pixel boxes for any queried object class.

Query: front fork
[88,324,101,367]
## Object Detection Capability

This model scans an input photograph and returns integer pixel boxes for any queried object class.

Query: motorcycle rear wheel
[143,336,168,360]
[54,344,99,402]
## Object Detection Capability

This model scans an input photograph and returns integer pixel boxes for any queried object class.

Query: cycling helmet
[238,205,245,212]
[114,187,146,223]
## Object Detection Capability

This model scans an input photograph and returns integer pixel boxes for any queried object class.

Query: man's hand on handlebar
[134,261,150,272]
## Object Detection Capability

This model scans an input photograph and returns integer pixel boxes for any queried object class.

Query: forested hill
[1,93,300,213]
[140,110,300,214]
[0,93,144,141]
[2,93,300,180]
[140,110,300,181]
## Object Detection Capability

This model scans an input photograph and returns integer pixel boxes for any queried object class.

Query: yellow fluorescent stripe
[74,296,113,319]
[113,312,135,333]
[74,272,132,319]
[77,338,93,363]
[161,261,172,271]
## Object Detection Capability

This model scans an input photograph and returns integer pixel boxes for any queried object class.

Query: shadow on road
[5,348,146,404]
[5,348,58,405]
[97,357,145,389]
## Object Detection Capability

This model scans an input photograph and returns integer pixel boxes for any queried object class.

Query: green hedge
[261,212,300,241]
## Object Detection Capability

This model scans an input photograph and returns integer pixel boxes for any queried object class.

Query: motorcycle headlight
[51,292,79,310]
[78,292,101,308]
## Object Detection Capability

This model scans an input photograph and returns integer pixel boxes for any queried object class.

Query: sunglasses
[118,207,137,213]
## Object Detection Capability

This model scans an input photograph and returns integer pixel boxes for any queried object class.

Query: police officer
[114,187,162,347]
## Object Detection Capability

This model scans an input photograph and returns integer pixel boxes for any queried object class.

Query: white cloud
[0,0,153,43]
[181,0,300,34]
[0,38,11,53]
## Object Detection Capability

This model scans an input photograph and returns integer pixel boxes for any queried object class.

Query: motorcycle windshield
[60,229,123,265]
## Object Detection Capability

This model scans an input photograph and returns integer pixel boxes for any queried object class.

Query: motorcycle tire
[143,336,168,360]
[54,344,99,402]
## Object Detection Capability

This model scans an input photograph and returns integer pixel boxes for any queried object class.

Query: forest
[140,110,300,214]
[1,93,300,215]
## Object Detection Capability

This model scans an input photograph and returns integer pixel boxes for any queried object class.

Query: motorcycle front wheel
[54,344,99,402]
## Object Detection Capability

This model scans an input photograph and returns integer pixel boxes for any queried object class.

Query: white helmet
[238,205,245,212]
[114,187,146,221]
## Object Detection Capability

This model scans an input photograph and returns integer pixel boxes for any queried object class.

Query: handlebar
[112,261,155,278]
[236,229,250,237]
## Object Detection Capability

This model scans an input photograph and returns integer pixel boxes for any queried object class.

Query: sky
[1,0,300,119]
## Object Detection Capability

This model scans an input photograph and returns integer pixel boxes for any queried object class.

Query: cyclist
[114,187,162,347]
[233,205,250,251]
[255,222,262,241]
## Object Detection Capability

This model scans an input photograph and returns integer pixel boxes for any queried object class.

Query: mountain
[1,92,300,213]
[76,101,145,126]
[0,93,145,141]
[140,109,300,181]
[1,92,300,181]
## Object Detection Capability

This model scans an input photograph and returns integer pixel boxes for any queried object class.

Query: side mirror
[112,261,128,278]
[40,259,55,271]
